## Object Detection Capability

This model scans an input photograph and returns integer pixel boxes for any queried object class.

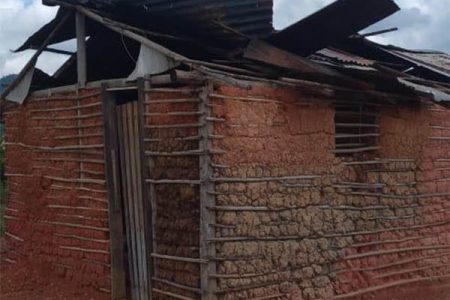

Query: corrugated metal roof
[46,0,274,39]
[267,0,399,56]
[398,77,450,104]
[384,48,450,77]
[313,48,375,66]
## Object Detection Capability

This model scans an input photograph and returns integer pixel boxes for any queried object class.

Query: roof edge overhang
[2,0,449,108]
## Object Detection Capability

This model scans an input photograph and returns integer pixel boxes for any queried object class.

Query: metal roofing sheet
[46,0,274,38]
[385,49,450,77]
[398,77,450,104]
[313,48,375,66]
[267,0,399,57]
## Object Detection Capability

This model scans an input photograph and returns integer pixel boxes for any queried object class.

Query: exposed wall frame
[76,11,87,88]
[199,82,218,299]
[137,78,154,298]
[102,85,127,300]
[102,80,154,300]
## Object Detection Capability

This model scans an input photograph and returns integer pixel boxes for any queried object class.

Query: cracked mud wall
[143,86,203,299]
[1,79,449,300]
[209,83,337,299]
[2,89,111,295]
[207,81,450,300]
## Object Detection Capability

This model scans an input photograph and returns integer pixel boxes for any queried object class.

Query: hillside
[0,75,17,93]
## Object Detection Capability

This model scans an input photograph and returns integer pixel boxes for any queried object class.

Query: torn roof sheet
[381,47,450,77]
[267,0,400,57]
[44,0,274,39]
[312,48,375,67]
[333,37,450,84]
[398,77,450,105]
[5,0,450,107]
[15,8,100,52]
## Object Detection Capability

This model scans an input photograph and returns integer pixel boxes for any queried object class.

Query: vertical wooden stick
[199,83,218,299]
[101,85,127,299]
[137,78,153,298]
[144,77,158,280]
[76,12,87,88]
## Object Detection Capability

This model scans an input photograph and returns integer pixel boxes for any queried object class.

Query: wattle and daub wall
[2,79,450,299]
[2,89,111,293]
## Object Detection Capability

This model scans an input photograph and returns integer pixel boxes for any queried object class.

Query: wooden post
[102,86,127,300]
[143,76,158,283]
[137,78,154,298]
[199,83,218,299]
[76,12,87,88]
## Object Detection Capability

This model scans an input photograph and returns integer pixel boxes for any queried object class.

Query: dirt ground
[0,261,108,300]
[1,259,449,300]
[367,281,450,300]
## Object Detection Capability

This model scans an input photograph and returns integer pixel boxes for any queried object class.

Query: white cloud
[273,0,334,29]
[0,0,63,77]
[273,0,450,53]
[368,0,450,52]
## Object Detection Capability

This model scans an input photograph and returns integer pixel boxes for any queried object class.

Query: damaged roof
[381,46,450,77]
[44,0,274,39]
[3,0,450,106]
[267,0,400,56]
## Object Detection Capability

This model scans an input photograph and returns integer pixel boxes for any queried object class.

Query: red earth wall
[208,81,450,300]
[1,80,449,300]
[1,89,111,298]
[143,85,203,299]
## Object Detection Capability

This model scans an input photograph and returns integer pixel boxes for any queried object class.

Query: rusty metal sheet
[383,48,450,77]
[398,77,450,104]
[313,48,375,66]
[18,0,273,53]
[268,0,399,56]
[144,0,273,34]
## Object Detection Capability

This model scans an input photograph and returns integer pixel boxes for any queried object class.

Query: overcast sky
[0,0,449,77]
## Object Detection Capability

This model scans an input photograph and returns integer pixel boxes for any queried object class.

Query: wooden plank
[199,83,218,299]
[144,78,158,280]
[243,39,372,90]
[75,12,87,88]
[152,277,201,294]
[138,78,154,298]
[332,146,380,154]
[120,104,140,300]
[116,103,134,300]
[127,102,144,300]
[151,253,207,264]
[101,86,127,300]
[131,100,150,299]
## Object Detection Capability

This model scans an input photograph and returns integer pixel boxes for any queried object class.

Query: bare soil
[350,281,450,300]
[0,259,108,300]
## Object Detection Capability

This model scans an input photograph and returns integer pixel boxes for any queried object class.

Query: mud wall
[2,89,111,294]
[332,102,450,299]
[143,84,203,299]
[209,83,338,299]
[2,80,449,300]
[207,81,450,300]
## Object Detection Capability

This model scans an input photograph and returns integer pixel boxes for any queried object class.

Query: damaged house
[1,0,450,299]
